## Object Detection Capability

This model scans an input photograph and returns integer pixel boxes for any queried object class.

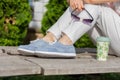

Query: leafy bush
[41,0,95,48]
[0,0,31,46]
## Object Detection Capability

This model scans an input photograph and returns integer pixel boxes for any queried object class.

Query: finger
[77,4,82,11]
[74,1,78,9]
[70,1,76,10]
[78,1,84,11]
[74,0,82,11]
[81,1,84,9]
[77,6,82,12]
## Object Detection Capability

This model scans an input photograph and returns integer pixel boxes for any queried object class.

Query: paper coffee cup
[96,37,110,61]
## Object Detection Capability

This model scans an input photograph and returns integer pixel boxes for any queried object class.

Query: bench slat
[0,56,41,77]
[26,54,120,75]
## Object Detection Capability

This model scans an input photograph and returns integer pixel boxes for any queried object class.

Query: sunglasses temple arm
[71,8,78,13]
[84,8,94,21]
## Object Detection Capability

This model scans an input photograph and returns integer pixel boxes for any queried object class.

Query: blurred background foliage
[0,0,31,46]
[0,0,95,48]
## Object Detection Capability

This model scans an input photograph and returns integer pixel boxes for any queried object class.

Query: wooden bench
[0,46,120,77]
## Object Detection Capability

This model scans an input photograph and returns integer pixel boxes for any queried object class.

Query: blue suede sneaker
[35,42,76,58]
[18,39,48,56]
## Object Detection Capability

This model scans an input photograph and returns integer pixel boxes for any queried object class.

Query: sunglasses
[71,8,94,25]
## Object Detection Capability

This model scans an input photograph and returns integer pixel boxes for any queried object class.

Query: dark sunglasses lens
[71,14,80,21]
[82,19,93,25]
[83,19,93,23]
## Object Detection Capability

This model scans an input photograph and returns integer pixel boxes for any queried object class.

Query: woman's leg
[61,4,100,44]
[87,25,102,45]
[44,7,74,41]
[87,26,116,55]
[45,4,100,45]
[88,6,120,56]
[57,4,120,57]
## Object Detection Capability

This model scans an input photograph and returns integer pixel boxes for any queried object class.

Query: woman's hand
[67,0,84,11]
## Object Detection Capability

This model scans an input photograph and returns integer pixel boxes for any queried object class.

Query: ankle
[59,36,73,45]
[59,40,73,45]
[43,32,57,43]
[43,37,55,43]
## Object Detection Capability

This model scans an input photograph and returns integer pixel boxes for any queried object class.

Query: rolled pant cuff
[47,30,61,40]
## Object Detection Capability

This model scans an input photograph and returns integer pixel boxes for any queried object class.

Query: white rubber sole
[18,48,35,56]
[35,51,76,58]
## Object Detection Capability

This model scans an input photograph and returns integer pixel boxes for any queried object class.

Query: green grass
[0,73,120,80]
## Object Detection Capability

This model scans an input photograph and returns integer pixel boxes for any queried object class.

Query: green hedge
[0,0,31,46]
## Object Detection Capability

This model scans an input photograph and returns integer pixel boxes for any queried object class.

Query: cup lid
[96,36,110,42]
